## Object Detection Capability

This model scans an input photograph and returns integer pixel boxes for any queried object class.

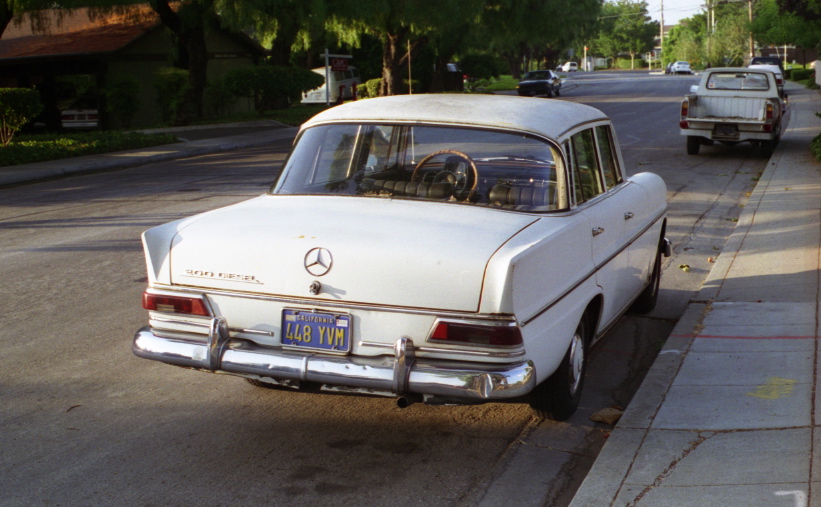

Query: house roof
[0,7,160,60]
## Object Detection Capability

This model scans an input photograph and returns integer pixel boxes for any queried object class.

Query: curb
[0,126,298,188]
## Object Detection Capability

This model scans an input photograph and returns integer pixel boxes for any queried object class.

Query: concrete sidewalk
[0,120,297,187]
[571,86,821,506]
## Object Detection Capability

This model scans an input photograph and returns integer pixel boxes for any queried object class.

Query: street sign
[331,58,348,72]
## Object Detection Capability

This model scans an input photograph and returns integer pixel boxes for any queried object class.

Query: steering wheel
[410,149,478,199]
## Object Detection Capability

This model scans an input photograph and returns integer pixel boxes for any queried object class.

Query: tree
[754,0,821,53]
[0,88,42,146]
[482,0,601,78]
[591,0,657,69]
[147,0,214,124]
[327,0,485,96]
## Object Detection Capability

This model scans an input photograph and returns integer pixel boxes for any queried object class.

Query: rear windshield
[706,72,770,91]
[523,71,552,80]
[272,124,566,211]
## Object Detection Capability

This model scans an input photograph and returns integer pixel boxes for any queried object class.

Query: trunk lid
[165,195,537,312]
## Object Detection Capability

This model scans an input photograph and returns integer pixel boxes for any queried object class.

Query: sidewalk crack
[625,431,714,506]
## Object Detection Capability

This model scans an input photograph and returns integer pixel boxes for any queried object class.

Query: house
[0,7,267,129]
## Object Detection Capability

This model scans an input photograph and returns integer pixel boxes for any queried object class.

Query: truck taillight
[430,321,523,347]
[680,100,689,129]
[762,102,775,132]
[142,292,210,316]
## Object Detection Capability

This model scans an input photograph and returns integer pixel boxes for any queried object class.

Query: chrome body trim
[133,325,535,402]
[145,284,514,321]
[359,340,526,358]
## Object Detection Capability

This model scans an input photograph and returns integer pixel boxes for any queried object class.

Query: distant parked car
[750,56,784,72]
[60,96,98,129]
[301,66,361,104]
[561,62,578,72]
[516,70,562,97]
[669,61,692,75]
[749,62,785,97]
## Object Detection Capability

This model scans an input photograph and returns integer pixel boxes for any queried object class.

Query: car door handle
[624,212,635,220]
[592,227,605,236]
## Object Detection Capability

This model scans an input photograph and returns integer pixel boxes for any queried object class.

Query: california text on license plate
[281,309,351,353]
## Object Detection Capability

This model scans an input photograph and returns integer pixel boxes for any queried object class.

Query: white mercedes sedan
[133,94,670,420]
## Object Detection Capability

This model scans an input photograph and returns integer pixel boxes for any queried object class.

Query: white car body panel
[163,195,537,312]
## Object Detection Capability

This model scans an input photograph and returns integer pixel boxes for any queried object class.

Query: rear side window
[570,129,603,203]
[595,126,622,189]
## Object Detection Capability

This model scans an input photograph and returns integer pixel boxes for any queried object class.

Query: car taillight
[142,292,210,316]
[680,100,689,129]
[430,321,523,347]
[61,114,76,120]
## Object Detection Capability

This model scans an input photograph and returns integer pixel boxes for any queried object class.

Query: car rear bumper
[133,323,536,402]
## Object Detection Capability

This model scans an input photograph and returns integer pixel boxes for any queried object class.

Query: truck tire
[686,136,700,155]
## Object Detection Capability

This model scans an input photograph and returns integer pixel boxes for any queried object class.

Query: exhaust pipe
[396,394,421,408]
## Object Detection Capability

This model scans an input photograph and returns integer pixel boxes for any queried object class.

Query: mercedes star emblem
[304,247,333,277]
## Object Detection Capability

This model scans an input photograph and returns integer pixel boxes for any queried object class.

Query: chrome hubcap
[568,332,584,396]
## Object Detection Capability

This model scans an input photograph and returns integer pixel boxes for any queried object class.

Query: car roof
[301,94,608,140]
[707,66,775,75]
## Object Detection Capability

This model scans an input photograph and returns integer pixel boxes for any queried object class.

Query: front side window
[273,124,566,212]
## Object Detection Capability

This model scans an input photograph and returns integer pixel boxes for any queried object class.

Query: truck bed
[689,95,764,121]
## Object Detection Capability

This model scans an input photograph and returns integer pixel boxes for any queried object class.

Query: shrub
[154,67,191,125]
[223,65,325,112]
[791,68,813,81]
[204,78,235,118]
[103,78,139,129]
[615,58,646,69]
[0,131,176,166]
[0,88,43,146]
[362,78,381,98]
[812,131,821,162]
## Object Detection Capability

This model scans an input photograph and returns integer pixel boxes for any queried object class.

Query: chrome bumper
[132,323,535,402]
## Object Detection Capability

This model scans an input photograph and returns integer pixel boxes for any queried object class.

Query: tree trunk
[150,0,211,124]
[379,29,427,96]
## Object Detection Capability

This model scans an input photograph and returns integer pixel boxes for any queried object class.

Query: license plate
[281,309,351,353]
[714,124,739,138]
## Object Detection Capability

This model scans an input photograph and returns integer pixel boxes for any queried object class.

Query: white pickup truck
[680,67,789,155]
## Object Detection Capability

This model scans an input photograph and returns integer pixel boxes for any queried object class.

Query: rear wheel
[686,136,700,155]
[630,248,661,314]
[530,318,588,420]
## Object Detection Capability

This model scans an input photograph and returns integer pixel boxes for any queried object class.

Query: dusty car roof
[301,94,608,140]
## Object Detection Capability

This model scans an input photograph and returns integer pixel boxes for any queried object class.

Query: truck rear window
[706,72,770,91]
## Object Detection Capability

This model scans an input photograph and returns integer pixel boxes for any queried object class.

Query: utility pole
[748,0,754,60]
[660,0,664,61]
